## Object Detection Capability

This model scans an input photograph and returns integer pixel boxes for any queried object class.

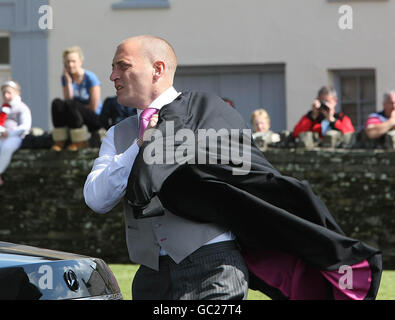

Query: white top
[3,95,32,138]
[83,87,234,253]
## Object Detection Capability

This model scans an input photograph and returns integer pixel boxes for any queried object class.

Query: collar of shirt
[137,86,181,120]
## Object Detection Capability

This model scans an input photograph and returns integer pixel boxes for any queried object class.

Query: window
[174,64,286,132]
[112,0,170,9]
[0,36,10,65]
[333,70,376,131]
[0,34,11,85]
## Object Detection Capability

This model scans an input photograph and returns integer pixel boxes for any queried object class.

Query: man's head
[317,86,338,110]
[110,35,178,109]
[383,90,395,118]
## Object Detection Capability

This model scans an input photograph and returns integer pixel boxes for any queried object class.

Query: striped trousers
[132,241,249,300]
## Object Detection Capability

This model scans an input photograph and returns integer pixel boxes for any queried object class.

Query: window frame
[0,32,11,84]
[0,32,10,67]
[327,0,388,2]
[112,0,170,9]
[332,69,376,131]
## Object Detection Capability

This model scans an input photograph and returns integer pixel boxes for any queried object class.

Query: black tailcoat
[126,91,382,300]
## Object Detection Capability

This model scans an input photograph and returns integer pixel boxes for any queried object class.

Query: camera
[319,101,330,112]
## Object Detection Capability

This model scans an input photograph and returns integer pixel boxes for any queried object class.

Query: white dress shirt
[83,86,234,253]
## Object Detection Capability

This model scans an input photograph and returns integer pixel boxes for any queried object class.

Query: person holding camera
[292,86,354,138]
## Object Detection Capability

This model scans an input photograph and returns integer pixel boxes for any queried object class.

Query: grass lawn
[109,264,395,300]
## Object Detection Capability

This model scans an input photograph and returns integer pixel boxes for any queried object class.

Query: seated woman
[51,46,103,151]
[0,80,32,186]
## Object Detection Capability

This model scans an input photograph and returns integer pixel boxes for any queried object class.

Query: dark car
[0,241,122,300]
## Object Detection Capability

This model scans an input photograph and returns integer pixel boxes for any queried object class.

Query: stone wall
[0,149,129,263]
[0,148,394,268]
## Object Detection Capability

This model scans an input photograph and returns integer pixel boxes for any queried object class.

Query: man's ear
[153,61,165,80]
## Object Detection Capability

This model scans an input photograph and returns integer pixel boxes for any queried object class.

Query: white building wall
[47,0,395,130]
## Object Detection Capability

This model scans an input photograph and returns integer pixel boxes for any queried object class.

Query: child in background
[0,80,32,186]
[250,108,281,145]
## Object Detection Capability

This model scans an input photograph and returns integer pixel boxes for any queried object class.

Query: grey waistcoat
[114,115,227,271]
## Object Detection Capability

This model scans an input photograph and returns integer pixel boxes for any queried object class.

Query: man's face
[319,94,337,110]
[383,93,395,118]
[110,41,155,108]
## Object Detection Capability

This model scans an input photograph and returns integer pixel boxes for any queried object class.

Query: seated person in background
[292,86,355,139]
[99,96,137,130]
[0,80,32,186]
[364,90,395,139]
[51,46,103,151]
[250,108,280,144]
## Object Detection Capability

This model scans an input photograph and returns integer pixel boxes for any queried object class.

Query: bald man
[84,35,249,300]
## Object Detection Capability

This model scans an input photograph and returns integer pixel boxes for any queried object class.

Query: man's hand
[311,99,321,120]
[320,99,336,122]
[137,114,159,147]
[321,107,336,122]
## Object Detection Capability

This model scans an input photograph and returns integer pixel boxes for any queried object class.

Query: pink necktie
[139,108,159,139]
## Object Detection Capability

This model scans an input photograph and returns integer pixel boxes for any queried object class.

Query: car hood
[0,242,122,300]
[0,242,88,268]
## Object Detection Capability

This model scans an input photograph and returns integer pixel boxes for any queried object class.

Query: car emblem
[64,270,79,291]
